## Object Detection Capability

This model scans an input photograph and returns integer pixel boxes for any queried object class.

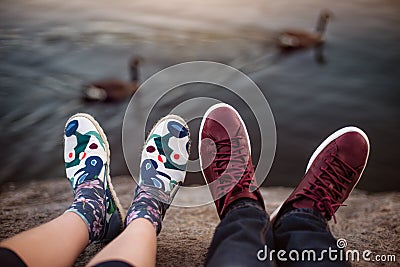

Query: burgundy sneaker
[199,103,265,219]
[271,126,370,223]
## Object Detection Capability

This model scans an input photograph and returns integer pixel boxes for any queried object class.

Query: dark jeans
[205,203,351,267]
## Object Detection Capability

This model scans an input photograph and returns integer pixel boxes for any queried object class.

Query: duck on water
[276,9,333,51]
[82,57,141,102]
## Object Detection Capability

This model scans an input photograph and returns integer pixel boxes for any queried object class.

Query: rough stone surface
[0,176,399,266]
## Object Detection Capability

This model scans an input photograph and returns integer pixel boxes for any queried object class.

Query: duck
[82,57,141,102]
[276,10,333,51]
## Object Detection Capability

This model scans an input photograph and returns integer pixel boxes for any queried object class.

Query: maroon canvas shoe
[271,126,370,223]
[199,103,265,219]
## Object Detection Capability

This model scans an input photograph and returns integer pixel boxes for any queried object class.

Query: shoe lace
[296,153,357,223]
[212,135,253,197]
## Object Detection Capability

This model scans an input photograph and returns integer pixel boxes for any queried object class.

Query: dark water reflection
[0,0,399,191]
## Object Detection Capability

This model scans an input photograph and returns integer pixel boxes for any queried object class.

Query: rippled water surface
[0,0,399,191]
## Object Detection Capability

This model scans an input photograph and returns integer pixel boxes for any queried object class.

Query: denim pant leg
[273,208,351,267]
[205,202,274,267]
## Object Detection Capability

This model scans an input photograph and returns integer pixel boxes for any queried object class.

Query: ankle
[223,198,265,218]
[66,180,106,243]
[125,186,167,235]
[274,200,329,226]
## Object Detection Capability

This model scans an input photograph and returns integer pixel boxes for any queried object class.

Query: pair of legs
[0,103,370,266]
[0,214,155,267]
[1,113,191,267]
[201,104,369,266]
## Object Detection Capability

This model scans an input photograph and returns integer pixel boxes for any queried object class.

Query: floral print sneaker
[125,115,190,234]
[64,113,125,243]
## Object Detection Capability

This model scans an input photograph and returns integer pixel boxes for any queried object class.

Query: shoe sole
[270,126,370,222]
[66,113,126,236]
[198,103,252,186]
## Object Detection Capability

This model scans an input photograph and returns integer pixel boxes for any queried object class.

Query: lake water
[0,0,399,191]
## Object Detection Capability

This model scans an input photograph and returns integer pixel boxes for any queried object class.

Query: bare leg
[0,212,88,267]
[88,218,156,267]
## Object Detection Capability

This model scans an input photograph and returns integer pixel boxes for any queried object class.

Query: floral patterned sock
[66,179,106,243]
[125,185,169,235]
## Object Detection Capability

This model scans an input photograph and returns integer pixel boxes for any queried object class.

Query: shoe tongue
[218,141,232,154]
[207,121,237,153]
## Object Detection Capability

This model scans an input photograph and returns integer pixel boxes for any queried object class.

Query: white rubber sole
[270,126,370,222]
[198,103,252,185]
[66,113,126,226]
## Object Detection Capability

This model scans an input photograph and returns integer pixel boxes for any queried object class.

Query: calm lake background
[0,0,399,192]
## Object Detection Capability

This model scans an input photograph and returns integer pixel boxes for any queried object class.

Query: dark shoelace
[212,135,253,198]
[296,153,357,223]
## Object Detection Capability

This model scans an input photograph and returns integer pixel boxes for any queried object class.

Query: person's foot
[271,126,370,223]
[199,103,265,219]
[125,115,190,234]
[64,113,125,243]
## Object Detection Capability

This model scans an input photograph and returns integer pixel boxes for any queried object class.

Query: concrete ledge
[0,176,399,266]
